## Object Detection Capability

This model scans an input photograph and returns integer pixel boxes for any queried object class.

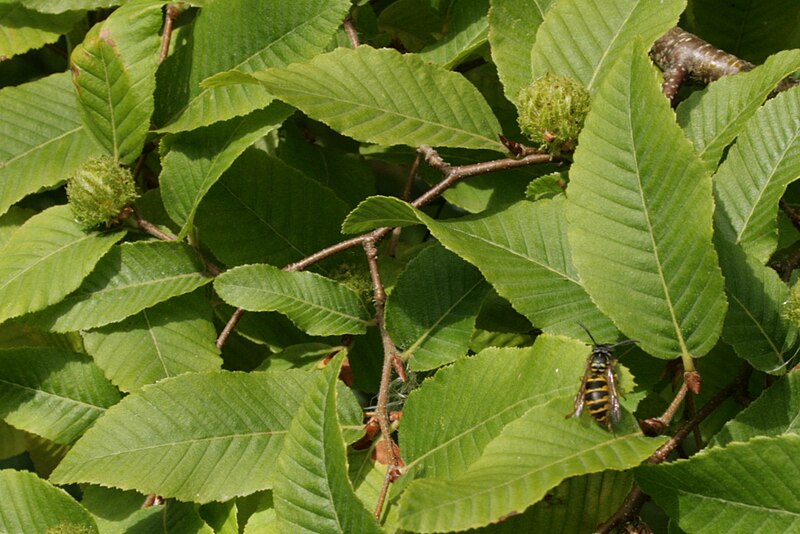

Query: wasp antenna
[609,338,639,350]
[577,322,599,346]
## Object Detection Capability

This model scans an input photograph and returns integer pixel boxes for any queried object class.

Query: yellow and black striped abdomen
[584,374,612,427]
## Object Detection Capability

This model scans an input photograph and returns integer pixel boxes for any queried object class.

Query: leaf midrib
[224,281,366,324]
[403,387,574,472]
[0,377,108,413]
[404,278,486,355]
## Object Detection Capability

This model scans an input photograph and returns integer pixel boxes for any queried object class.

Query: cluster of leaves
[1,0,800,533]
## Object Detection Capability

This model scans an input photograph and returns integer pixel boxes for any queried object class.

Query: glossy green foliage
[0,205,123,323]
[567,42,726,359]
[160,103,294,236]
[530,0,684,90]
[0,347,120,444]
[82,291,221,392]
[274,356,382,533]
[215,264,370,336]
[386,243,488,370]
[637,435,800,533]
[0,73,104,216]
[3,2,800,533]
[24,241,212,332]
[254,46,504,151]
[51,369,363,503]
[487,0,554,103]
[397,337,664,532]
[157,0,352,132]
[0,470,98,533]
[70,1,162,164]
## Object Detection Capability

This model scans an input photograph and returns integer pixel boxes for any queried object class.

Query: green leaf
[277,129,376,209]
[677,49,800,171]
[200,501,239,534]
[0,207,34,249]
[398,338,662,532]
[160,103,294,238]
[716,238,797,373]
[683,0,800,63]
[83,292,221,393]
[417,0,489,70]
[712,372,800,447]
[713,87,800,263]
[400,336,602,479]
[253,46,503,151]
[156,0,351,132]
[214,264,370,336]
[0,347,121,444]
[566,42,726,359]
[80,486,165,534]
[636,435,800,534]
[0,469,98,533]
[401,398,659,533]
[530,0,684,90]
[24,241,212,333]
[0,205,124,324]
[385,243,489,371]
[274,356,383,533]
[343,195,619,340]
[50,370,362,503]
[70,1,162,164]
[0,4,82,59]
[0,72,104,217]
[195,148,350,267]
[376,0,442,51]
[468,471,634,533]
[0,421,26,459]
[487,0,554,103]
[342,195,423,233]
[20,0,125,13]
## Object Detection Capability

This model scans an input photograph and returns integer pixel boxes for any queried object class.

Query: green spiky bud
[784,281,800,328]
[67,156,138,228]
[517,74,591,156]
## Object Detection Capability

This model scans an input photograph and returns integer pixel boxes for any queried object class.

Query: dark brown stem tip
[639,418,668,437]
[684,370,702,394]
[499,135,526,157]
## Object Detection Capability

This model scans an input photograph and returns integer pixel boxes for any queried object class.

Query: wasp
[567,325,637,431]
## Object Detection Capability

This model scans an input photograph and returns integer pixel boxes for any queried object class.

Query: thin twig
[596,365,751,533]
[159,4,182,63]
[216,307,245,350]
[780,199,800,233]
[133,206,176,242]
[388,153,422,256]
[217,148,553,347]
[655,383,688,428]
[363,238,403,520]
[343,15,359,48]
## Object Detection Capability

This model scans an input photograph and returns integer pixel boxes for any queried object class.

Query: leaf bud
[517,73,591,156]
[67,156,138,228]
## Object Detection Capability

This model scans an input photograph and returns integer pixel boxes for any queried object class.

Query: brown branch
[597,365,751,533]
[363,238,403,520]
[650,27,798,102]
[343,15,359,48]
[131,207,223,278]
[781,199,800,233]
[132,207,176,242]
[388,152,423,256]
[216,148,553,347]
[159,4,183,63]
[216,307,245,350]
